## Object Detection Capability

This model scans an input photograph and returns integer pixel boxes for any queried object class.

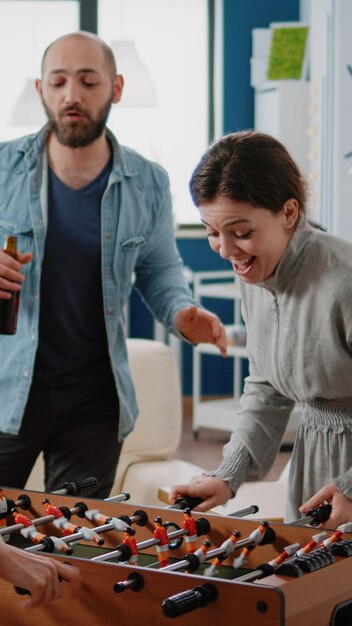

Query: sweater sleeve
[333,469,352,500]
[209,367,295,495]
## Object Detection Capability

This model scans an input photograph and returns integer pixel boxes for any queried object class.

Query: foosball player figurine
[119,527,138,566]
[12,511,71,554]
[233,521,270,569]
[42,498,104,545]
[182,508,198,553]
[153,517,170,568]
[320,522,352,548]
[185,539,212,574]
[204,530,241,577]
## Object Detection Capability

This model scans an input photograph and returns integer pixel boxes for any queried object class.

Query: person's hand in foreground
[0,540,81,608]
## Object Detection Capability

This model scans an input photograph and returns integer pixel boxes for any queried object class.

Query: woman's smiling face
[200,196,298,284]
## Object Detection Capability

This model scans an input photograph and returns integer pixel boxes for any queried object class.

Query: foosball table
[0,483,352,626]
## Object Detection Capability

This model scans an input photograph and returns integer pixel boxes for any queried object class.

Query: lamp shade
[111,40,158,108]
[10,78,46,126]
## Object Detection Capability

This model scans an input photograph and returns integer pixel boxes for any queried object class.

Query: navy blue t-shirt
[34,160,113,385]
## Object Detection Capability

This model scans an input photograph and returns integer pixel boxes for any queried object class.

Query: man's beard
[42,99,112,148]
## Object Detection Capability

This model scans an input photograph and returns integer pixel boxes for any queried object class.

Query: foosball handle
[14,586,30,596]
[292,503,333,527]
[174,496,204,510]
[162,583,218,618]
[308,503,333,526]
[113,572,145,594]
[52,477,99,497]
[14,575,63,597]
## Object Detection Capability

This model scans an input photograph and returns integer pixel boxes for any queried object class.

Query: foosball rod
[290,503,332,527]
[234,523,352,584]
[0,501,88,537]
[51,477,100,497]
[91,517,210,563]
[234,542,301,583]
[161,522,275,573]
[104,493,131,504]
[24,509,149,554]
[166,496,258,518]
[24,519,129,553]
[51,476,130,502]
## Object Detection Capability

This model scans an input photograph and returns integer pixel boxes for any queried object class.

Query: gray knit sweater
[212,219,352,503]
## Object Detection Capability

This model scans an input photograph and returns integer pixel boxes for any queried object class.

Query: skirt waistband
[301,397,352,433]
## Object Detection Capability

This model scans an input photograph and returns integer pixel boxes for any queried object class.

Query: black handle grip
[308,503,332,526]
[162,583,218,618]
[174,496,204,510]
[14,574,63,598]
[14,586,30,596]
[53,477,99,496]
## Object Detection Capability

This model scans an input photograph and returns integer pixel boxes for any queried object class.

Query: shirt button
[31,180,38,189]
[107,307,113,315]
[105,232,112,239]
[105,268,112,276]
[24,370,29,377]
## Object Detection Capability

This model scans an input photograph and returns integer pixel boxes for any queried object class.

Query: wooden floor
[174,398,291,481]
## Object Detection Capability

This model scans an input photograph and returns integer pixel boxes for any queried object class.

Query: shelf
[193,270,247,436]
[196,282,241,299]
[195,343,247,358]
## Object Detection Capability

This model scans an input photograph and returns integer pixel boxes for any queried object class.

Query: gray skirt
[285,397,352,522]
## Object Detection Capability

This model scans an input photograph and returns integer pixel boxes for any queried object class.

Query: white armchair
[111,338,205,505]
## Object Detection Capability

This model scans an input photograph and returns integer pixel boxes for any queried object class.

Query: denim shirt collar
[16,124,138,180]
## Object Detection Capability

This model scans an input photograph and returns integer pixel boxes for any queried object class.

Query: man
[0,32,226,497]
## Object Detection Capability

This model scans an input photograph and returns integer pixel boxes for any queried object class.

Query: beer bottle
[0,236,20,334]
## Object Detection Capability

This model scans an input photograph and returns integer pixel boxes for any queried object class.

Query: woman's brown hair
[190,130,308,216]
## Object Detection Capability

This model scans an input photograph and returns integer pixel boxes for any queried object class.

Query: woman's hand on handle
[169,475,234,513]
[300,483,352,529]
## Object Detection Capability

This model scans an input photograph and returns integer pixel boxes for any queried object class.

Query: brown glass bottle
[0,236,20,334]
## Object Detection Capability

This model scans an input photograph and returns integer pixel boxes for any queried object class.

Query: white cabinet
[192,270,248,438]
[254,80,309,175]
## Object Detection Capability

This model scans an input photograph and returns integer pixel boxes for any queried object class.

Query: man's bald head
[41,31,117,79]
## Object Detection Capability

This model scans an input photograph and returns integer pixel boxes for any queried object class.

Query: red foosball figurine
[43,499,103,544]
[120,527,138,566]
[182,508,198,553]
[153,517,170,568]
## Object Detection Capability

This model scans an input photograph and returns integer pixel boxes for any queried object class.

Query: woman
[170,131,352,528]
[0,536,80,608]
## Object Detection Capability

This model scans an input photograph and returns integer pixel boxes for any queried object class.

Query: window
[98,0,208,225]
[0,0,209,225]
[0,1,79,140]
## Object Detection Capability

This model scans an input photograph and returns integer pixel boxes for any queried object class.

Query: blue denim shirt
[0,126,195,437]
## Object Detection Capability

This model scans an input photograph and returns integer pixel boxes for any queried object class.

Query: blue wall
[130,0,300,396]
[223,0,299,133]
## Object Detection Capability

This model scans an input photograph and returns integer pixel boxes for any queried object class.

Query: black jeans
[0,376,121,498]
